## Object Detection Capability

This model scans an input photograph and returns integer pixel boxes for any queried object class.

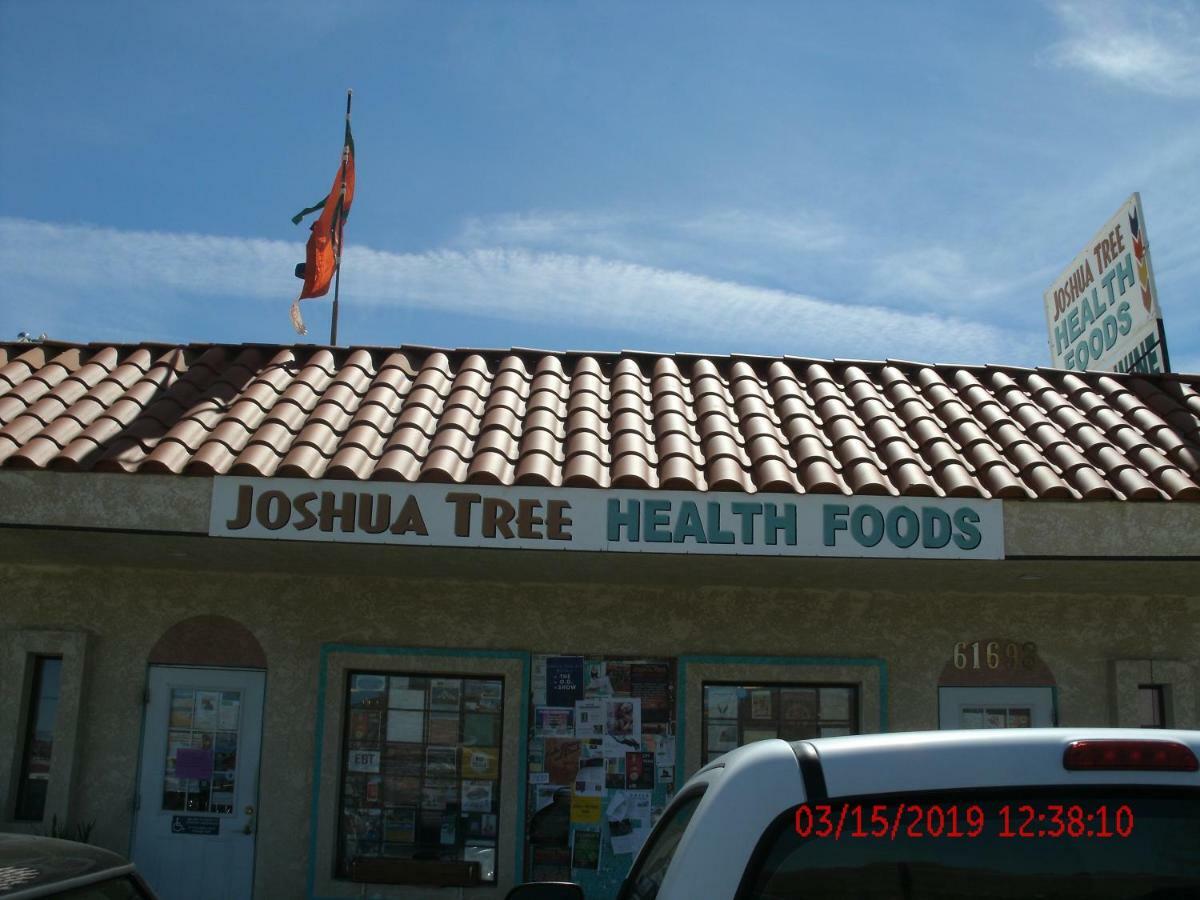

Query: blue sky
[1,0,1198,370]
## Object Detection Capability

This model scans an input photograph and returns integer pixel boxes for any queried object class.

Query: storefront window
[15,655,62,820]
[337,672,503,883]
[701,683,857,762]
[1138,684,1166,728]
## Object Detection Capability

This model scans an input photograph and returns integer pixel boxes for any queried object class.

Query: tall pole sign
[1044,193,1170,374]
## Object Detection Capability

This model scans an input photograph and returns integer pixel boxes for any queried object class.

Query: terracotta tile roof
[1,341,1198,501]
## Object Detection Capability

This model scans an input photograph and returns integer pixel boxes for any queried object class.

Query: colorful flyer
[570,794,602,824]
[571,829,601,870]
[574,699,605,737]
[193,691,220,730]
[534,706,575,737]
[603,698,642,757]
[461,780,493,813]
[347,749,381,773]
[544,738,582,785]
[462,746,500,780]
[547,656,585,707]
[169,691,194,729]
[430,679,462,711]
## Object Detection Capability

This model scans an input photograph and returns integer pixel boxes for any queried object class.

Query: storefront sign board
[1043,192,1170,373]
[210,478,1004,559]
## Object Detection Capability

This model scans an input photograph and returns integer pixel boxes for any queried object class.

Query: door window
[162,688,242,813]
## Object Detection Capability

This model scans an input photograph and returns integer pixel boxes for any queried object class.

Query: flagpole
[330,89,352,345]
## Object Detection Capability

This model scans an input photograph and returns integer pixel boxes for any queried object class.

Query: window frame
[679,656,885,778]
[0,629,89,831]
[310,645,529,900]
[14,654,64,820]
[333,669,507,881]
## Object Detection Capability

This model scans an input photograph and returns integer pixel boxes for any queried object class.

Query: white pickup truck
[508,728,1200,900]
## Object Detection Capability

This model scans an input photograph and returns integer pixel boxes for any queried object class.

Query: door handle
[242,805,255,835]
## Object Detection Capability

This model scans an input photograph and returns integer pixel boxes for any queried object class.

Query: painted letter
[952,508,982,551]
[546,500,573,541]
[390,496,428,535]
[644,499,672,543]
[673,501,707,543]
[607,499,640,542]
[706,502,735,544]
[823,504,849,546]
[225,484,254,529]
[445,492,482,537]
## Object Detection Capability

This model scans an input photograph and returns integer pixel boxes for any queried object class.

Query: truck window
[618,790,705,900]
[740,787,1200,899]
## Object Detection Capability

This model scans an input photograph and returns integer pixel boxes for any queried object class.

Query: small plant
[41,814,95,844]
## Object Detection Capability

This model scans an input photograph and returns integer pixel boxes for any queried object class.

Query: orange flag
[290,116,355,335]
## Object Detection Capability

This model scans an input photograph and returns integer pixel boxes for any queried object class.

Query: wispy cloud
[1046,0,1200,96]
[0,217,1035,364]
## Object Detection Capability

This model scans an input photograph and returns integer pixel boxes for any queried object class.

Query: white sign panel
[1044,193,1169,374]
[209,477,1004,560]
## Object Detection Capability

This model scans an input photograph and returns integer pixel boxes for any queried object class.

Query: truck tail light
[1063,739,1199,772]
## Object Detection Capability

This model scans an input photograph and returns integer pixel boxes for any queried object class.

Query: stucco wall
[2,559,1198,899]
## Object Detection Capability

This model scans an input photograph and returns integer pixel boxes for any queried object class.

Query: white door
[133,666,265,900]
[938,686,1056,729]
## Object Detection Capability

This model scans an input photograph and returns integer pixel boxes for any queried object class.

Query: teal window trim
[675,654,889,777]
[307,643,531,900]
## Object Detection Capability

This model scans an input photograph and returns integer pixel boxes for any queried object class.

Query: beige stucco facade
[2,469,1199,899]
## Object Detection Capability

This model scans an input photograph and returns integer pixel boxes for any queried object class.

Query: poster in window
[384,806,417,843]
[820,688,851,720]
[464,680,503,712]
[625,752,654,789]
[603,698,641,757]
[428,712,460,745]
[704,686,738,719]
[169,691,194,729]
[213,731,237,771]
[350,710,381,743]
[461,780,494,813]
[351,674,387,709]
[779,720,818,741]
[605,662,632,695]
[425,746,459,777]
[607,790,652,856]
[570,794,602,823]
[430,679,462,711]
[707,723,738,753]
[218,692,241,731]
[383,743,423,775]
[544,738,581,786]
[780,688,817,720]
[461,746,500,780]
[750,689,773,720]
[388,686,426,711]
[571,829,601,870]
[573,700,605,738]
[384,776,421,805]
[194,691,220,730]
[421,779,458,810]
[547,657,585,707]
[574,759,604,797]
[585,660,613,697]
[631,663,671,724]
[463,712,499,746]
[534,706,575,737]
[654,735,676,766]
[386,709,425,744]
[605,756,625,789]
